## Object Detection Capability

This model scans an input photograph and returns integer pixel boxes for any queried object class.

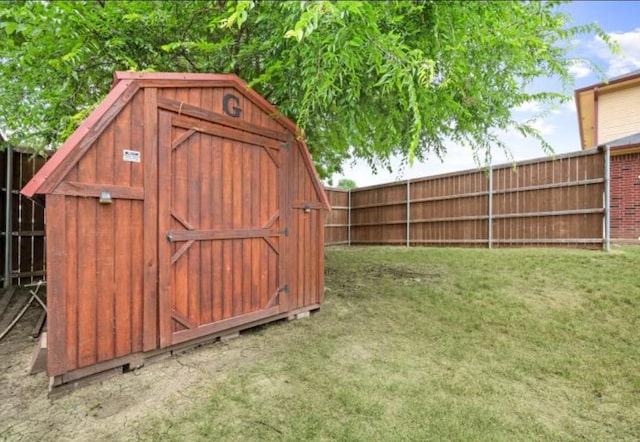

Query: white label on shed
[123,149,141,163]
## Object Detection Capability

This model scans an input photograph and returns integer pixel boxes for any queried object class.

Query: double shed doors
[157,105,290,347]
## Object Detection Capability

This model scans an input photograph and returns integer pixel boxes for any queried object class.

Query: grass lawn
[139,246,640,441]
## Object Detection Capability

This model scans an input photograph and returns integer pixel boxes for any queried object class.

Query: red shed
[22,72,330,388]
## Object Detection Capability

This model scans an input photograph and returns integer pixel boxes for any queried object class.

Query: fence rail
[326,148,607,249]
[324,188,351,245]
[0,146,611,288]
[0,148,47,287]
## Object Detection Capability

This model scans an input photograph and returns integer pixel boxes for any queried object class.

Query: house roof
[574,69,640,149]
[608,68,640,83]
[604,131,640,150]
[575,68,640,94]
[22,72,330,210]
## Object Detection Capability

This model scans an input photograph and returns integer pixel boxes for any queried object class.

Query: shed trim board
[21,80,141,197]
[21,72,329,381]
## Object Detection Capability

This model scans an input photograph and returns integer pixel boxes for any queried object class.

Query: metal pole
[406,179,410,247]
[604,144,611,252]
[4,147,13,288]
[487,165,493,249]
[347,189,352,246]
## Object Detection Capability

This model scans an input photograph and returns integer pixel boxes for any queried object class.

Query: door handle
[167,232,173,243]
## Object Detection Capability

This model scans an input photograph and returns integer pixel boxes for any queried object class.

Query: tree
[0,1,613,177]
[337,178,357,190]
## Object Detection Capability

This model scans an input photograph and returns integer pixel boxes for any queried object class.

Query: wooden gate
[157,109,289,347]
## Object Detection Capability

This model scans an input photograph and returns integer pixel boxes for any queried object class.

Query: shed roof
[22,72,330,210]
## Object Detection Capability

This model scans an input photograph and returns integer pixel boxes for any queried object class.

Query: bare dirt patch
[0,288,276,441]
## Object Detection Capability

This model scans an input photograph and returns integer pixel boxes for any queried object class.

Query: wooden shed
[22,72,330,388]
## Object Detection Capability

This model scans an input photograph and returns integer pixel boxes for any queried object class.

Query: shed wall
[47,91,148,375]
[288,141,324,309]
[157,86,285,134]
[42,80,326,378]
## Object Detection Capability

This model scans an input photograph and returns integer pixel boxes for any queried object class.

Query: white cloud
[589,28,640,77]
[513,101,542,113]
[332,122,564,188]
[563,100,577,114]
[568,62,592,79]
[530,119,556,136]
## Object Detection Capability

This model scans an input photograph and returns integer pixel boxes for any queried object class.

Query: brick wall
[610,152,640,242]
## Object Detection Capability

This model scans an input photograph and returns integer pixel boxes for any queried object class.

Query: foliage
[336,178,357,190]
[0,1,614,176]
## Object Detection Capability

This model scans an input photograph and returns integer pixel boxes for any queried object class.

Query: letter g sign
[222,94,242,118]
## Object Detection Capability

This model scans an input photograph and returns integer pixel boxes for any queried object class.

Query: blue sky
[331,1,640,188]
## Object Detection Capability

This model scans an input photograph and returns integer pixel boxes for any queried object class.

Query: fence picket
[326,148,606,249]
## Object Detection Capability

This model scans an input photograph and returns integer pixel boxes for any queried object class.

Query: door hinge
[279,228,289,237]
[167,232,174,242]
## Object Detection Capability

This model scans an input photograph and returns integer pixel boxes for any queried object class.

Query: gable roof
[608,68,640,83]
[574,69,640,149]
[22,72,330,210]
[575,69,640,94]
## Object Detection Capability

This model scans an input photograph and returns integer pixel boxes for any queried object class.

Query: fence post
[604,144,611,252]
[347,188,352,246]
[3,147,13,288]
[406,179,411,247]
[487,165,493,249]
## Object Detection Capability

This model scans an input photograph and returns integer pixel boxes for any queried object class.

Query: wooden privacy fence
[325,148,607,249]
[0,145,610,288]
[0,148,47,287]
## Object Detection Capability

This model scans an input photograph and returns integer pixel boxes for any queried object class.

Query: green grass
[138,246,640,441]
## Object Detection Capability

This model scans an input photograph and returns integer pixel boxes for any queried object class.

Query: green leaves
[219,1,255,30]
[0,1,613,177]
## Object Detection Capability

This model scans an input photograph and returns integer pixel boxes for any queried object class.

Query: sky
[330,1,640,188]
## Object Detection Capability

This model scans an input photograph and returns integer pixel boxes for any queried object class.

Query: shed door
[157,110,289,348]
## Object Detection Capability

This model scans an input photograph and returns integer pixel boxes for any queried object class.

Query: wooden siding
[48,91,146,374]
[326,149,605,249]
[22,73,328,379]
[598,87,640,144]
[288,141,324,310]
[157,87,285,135]
[576,73,640,150]
[157,110,288,346]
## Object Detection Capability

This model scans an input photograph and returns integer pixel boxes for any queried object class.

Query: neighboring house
[575,69,640,243]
